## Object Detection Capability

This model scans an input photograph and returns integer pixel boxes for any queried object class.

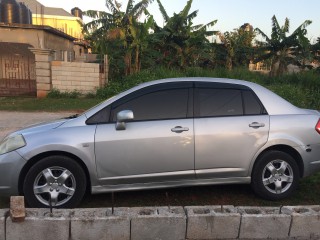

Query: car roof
[85,77,304,117]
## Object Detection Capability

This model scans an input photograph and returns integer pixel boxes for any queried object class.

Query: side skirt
[91,177,251,194]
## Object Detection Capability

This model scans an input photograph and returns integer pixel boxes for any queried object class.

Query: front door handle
[171,126,189,133]
[249,122,265,129]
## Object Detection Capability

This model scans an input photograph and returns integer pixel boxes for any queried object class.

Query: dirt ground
[0,111,77,140]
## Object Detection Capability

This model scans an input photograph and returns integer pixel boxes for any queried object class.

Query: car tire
[251,150,300,200]
[23,155,86,208]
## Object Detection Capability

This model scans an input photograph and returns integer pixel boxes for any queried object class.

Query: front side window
[111,88,189,122]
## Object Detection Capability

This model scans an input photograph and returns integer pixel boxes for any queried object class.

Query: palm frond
[156,0,169,23]
[180,0,193,20]
[132,0,153,18]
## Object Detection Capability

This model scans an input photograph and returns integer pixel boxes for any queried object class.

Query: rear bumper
[297,144,320,177]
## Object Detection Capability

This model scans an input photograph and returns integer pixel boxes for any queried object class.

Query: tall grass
[97,67,320,109]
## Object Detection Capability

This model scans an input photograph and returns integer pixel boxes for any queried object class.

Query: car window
[86,106,111,125]
[195,88,243,117]
[111,88,189,122]
[242,90,265,115]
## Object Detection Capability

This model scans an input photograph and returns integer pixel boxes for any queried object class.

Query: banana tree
[255,15,312,76]
[83,0,153,76]
[151,0,217,68]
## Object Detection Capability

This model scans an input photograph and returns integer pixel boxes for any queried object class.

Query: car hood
[10,119,67,137]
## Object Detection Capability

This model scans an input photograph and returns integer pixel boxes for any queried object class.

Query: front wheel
[23,155,87,208]
[251,151,300,200]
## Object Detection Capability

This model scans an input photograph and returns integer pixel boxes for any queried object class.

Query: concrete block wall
[185,205,240,239]
[51,61,102,93]
[70,208,130,240]
[237,206,291,239]
[1,205,320,239]
[130,206,186,240]
[6,209,70,240]
[0,209,7,240]
[282,205,320,239]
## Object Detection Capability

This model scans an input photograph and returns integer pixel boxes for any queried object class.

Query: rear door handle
[171,126,189,133]
[249,122,265,129]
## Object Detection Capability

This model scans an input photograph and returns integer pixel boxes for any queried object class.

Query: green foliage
[217,25,256,70]
[47,88,82,99]
[148,0,217,69]
[255,15,312,76]
[95,67,320,110]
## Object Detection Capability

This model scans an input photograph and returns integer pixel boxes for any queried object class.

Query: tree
[217,25,255,70]
[255,15,312,76]
[83,0,153,77]
[149,0,217,68]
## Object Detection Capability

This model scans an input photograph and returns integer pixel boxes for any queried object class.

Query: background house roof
[17,0,73,17]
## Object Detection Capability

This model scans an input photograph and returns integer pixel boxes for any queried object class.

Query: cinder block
[185,205,240,239]
[238,206,291,239]
[6,209,70,240]
[51,61,62,67]
[36,76,51,84]
[0,209,8,240]
[70,208,130,240]
[35,69,51,77]
[34,54,51,62]
[36,62,51,70]
[282,205,320,239]
[36,83,51,91]
[130,206,186,240]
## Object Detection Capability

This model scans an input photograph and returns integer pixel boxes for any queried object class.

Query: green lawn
[0,97,101,112]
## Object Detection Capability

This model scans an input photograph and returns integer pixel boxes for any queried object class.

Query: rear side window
[195,88,243,117]
[242,90,265,115]
[195,87,267,118]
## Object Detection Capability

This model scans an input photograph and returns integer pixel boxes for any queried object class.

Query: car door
[194,82,270,179]
[94,82,195,185]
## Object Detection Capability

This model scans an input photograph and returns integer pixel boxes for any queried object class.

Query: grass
[0,97,101,112]
[1,172,319,208]
[1,68,320,111]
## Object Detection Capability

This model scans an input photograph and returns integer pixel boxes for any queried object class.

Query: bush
[47,89,82,99]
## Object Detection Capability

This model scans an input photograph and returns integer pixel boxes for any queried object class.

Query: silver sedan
[1,77,320,208]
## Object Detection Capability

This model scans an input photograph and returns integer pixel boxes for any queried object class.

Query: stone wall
[51,61,106,93]
[1,205,320,240]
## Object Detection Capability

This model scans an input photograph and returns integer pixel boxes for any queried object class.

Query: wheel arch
[18,151,91,195]
[252,145,304,178]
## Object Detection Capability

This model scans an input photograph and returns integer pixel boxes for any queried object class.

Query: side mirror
[115,110,134,130]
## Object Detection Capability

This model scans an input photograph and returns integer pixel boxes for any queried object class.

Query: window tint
[86,106,111,124]
[111,89,189,121]
[196,88,243,117]
[243,90,264,115]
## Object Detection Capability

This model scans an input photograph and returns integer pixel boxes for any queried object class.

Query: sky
[37,0,320,43]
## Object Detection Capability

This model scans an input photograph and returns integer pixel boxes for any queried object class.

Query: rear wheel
[23,155,86,208]
[251,151,300,200]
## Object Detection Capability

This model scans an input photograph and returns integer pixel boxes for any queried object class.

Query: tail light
[316,119,320,134]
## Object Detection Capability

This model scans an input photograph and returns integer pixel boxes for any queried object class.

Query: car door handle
[249,122,265,128]
[171,126,189,133]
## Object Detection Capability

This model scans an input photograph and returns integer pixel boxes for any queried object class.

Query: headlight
[0,134,26,155]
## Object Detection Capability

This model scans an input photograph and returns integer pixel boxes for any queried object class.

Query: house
[17,0,83,40]
[0,23,76,97]
[0,0,105,97]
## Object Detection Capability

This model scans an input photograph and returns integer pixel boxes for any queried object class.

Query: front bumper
[0,151,27,196]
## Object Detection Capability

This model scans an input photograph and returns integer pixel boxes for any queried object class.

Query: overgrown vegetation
[83,0,320,80]
[2,68,319,112]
